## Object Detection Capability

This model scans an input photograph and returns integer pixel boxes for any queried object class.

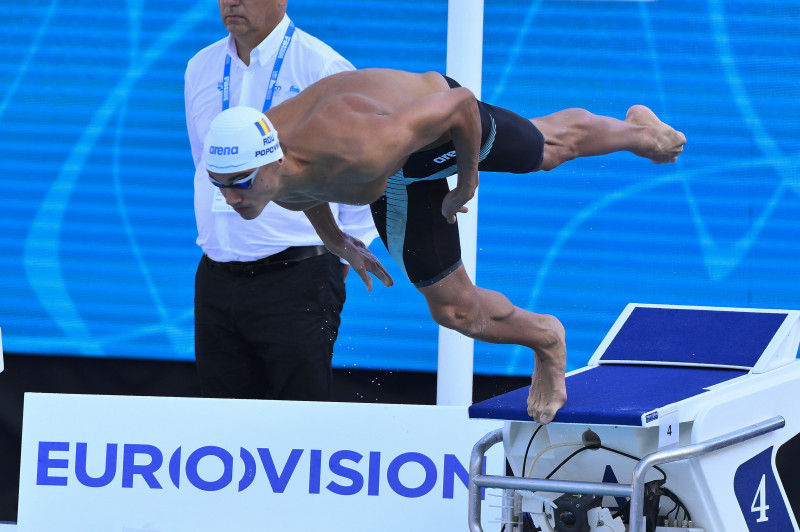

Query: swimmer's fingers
[339,236,393,291]
[443,168,478,223]
[441,192,470,224]
[353,255,393,291]
[444,205,468,224]
[364,254,394,289]
[355,268,373,291]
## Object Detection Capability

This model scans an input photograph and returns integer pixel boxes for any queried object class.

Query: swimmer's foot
[626,105,686,164]
[526,316,568,424]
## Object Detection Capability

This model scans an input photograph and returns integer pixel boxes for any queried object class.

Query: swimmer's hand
[330,233,394,291]
[441,187,472,224]
[303,203,393,290]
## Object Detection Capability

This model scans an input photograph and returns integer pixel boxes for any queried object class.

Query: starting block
[468,304,800,532]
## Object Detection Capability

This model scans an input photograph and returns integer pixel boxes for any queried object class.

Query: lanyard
[221,21,296,112]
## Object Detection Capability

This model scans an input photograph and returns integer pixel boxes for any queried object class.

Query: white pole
[438,0,484,406]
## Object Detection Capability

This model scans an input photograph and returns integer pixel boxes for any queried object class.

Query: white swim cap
[203,106,283,173]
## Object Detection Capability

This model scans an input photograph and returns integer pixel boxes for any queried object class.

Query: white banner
[18,393,504,532]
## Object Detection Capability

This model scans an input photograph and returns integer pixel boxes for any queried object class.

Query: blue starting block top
[469,304,800,426]
[599,306,788,368]
[469,365,748,426]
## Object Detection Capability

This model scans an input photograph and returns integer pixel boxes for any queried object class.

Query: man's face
[218,0,287,42]
[208,166,271,220]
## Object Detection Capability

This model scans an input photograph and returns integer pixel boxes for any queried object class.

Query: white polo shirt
[185,15,378,262]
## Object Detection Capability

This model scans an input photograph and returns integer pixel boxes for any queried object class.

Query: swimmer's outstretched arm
[303,203,393,291]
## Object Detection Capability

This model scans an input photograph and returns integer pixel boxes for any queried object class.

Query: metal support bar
[472,474,633,497]
[467,416,785,532]
[501,489,516,531]
[468,428,502,532]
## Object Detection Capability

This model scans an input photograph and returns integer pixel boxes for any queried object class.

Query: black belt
[205,245,330,275]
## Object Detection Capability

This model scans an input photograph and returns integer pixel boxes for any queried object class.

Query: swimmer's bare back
[265,69,476,205]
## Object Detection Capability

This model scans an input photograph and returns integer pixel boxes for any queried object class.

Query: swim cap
[203,106,283,173]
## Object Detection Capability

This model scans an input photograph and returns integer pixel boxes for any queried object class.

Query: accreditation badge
[211,188,235,213]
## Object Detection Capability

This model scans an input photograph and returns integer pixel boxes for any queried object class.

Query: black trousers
[194,252,346,400]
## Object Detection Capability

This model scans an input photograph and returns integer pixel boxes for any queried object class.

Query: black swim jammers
[369,75,545,287]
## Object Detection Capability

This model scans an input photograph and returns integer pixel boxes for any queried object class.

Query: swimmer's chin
[232,204,266,220]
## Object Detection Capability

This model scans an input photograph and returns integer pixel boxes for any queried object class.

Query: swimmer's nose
[221,188,244,206]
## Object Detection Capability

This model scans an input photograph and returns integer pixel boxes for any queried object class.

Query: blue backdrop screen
[1,0,798,374]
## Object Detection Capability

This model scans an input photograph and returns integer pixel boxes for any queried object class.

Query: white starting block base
[469,304,800,532]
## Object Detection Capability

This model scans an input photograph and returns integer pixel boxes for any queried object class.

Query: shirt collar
[226,15,291,69]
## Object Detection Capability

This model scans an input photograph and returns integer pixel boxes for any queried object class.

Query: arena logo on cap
[209,145,239,156]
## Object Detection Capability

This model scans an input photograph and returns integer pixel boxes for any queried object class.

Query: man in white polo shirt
[184,0,377,400]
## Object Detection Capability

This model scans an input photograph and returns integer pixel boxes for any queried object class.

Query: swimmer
[203,68,687,423]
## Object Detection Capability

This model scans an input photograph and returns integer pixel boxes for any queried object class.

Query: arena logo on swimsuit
[433,150,456,164]
[34,441,485,499]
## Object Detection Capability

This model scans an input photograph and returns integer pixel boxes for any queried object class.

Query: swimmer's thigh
[371,178,462,287]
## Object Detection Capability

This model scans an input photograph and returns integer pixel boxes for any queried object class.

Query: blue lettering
[36,441,69,486]
[433,150,457,164]
[368,451,380,496]
[122,444,163,489]
[209,146,239,156]
[254,145,280,158]
[239,447,256,492]
[327,450,364,496]
[443,453,468,499]
[169,447,181,488]
[75,442,117,488]
[387,452,437,498]
[309,449,322,494]
[31,441,480,499]
[258,448,303,493]
[185,446,233,492]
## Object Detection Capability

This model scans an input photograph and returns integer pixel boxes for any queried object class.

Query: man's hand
[390,86,480,225]
[303,203,393,290]
[441,189,470,224]
[329,233,393,290]
[441,176,477,224]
